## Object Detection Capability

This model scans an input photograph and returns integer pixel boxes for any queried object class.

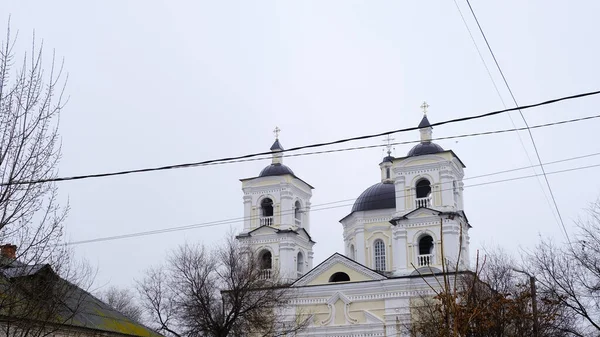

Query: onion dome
[351,182,396,212]
[259,163,295,177]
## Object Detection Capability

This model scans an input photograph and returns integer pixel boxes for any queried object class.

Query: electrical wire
[3,99,600,187]
[201,113,600,169]
[451,0,561,227]
[464,0,572,241]
[63,155,600,246]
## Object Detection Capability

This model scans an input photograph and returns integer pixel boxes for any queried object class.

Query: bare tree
[137,234,308,337]
[528,200,600,335]
[409,248,573,336]
[0,21,93,337]
[98,286,144,323]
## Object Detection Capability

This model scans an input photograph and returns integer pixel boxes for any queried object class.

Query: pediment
[398,207,440,219]
[293,253,387,287]
[246,225,279,236]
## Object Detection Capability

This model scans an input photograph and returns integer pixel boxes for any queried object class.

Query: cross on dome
[420,101,430,115]
[273,126,281,140]
[383,134,395,156]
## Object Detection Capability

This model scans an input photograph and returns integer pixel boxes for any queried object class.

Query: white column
[442,219,460,266]
[394,175,406,213]
[439,170,455,210]
[243,195,252,231]
[279,241,296,282]
[303,201,311,233]
[355,227,366,266]
[280,189,294,229]
[392,226,407,273]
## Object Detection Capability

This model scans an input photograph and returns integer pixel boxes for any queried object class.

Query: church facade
[236,109,472,336]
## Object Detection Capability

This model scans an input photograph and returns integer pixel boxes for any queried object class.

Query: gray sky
[3,1,600,291]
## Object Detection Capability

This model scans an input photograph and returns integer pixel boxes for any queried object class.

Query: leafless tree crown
[137,235,308,337]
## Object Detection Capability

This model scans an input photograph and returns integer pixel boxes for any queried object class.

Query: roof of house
[0,259,162,337]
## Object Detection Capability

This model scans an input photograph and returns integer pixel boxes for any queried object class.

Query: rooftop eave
[392,149,466,168]
[239,174,315,189]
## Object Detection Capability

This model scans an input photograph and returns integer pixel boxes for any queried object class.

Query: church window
[259,250,272,270]
[419,235,434,255]
[261,198,274,217]
[297,251,304,274]
[349,244,355,260]
[417,235,434,266]
[328,272,350,282]
[374,239,386,271]
[260,198,274,226]
[294,200,302,226]
[416,179,431,198]
[258,250,272,279]
[386,167,391,179]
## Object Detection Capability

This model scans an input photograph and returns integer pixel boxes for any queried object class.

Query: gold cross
[420,101,430,115]
[273,126,281,139]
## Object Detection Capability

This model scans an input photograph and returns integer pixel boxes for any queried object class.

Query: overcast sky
[3,1,600,291]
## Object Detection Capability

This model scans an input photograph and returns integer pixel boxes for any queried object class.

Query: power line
[64,156,600,246]
[4,94,600,187]
[172,113,600,171]
[451,0,560,227]
[464,0,571,241]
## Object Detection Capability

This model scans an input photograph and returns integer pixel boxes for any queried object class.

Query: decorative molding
[321,292,358,326]
[363,310,384,324]
[293,254,386,287]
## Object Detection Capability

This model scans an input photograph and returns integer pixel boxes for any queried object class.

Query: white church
[236,106,472,336]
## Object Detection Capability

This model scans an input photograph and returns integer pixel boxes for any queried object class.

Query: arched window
[349,244,355,260]
[258,250,272,279]
[418,235,434,266]
[374,239,386,271]
[419,235,434,255]
[416,179,431,198]
[328,272,350,282]
[297,251,304,274]
[259,250,272,270]
[261,198,274,217]
[294,200,302,226]
[260,198,274,226]
[386,167,391,179]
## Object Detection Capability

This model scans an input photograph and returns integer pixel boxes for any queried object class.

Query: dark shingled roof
[258,163,295,177]
[418,115,431,128]
[270,139,284,151]
[351,182,396,212]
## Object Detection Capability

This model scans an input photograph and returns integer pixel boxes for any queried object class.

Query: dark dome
[382,155,394,163]
[407,142,444,157]
[351,182,396,212]
[259,163,295,177]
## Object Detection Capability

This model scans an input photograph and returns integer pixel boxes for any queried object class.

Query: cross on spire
[420,101,430,115]
[383,134,395,156]
[273,126,281,140]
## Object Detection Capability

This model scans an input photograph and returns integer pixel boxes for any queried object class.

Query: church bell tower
[236,128,315,282]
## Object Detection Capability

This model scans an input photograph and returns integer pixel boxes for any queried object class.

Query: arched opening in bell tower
[417,235,434,266]
[294,200,302,226]
[259,250,272,279]
[415,179,432,208]
[296,251,304,277]
[260,198,274,226]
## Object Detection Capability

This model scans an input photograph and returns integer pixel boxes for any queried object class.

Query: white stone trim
[293,254,386,287]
